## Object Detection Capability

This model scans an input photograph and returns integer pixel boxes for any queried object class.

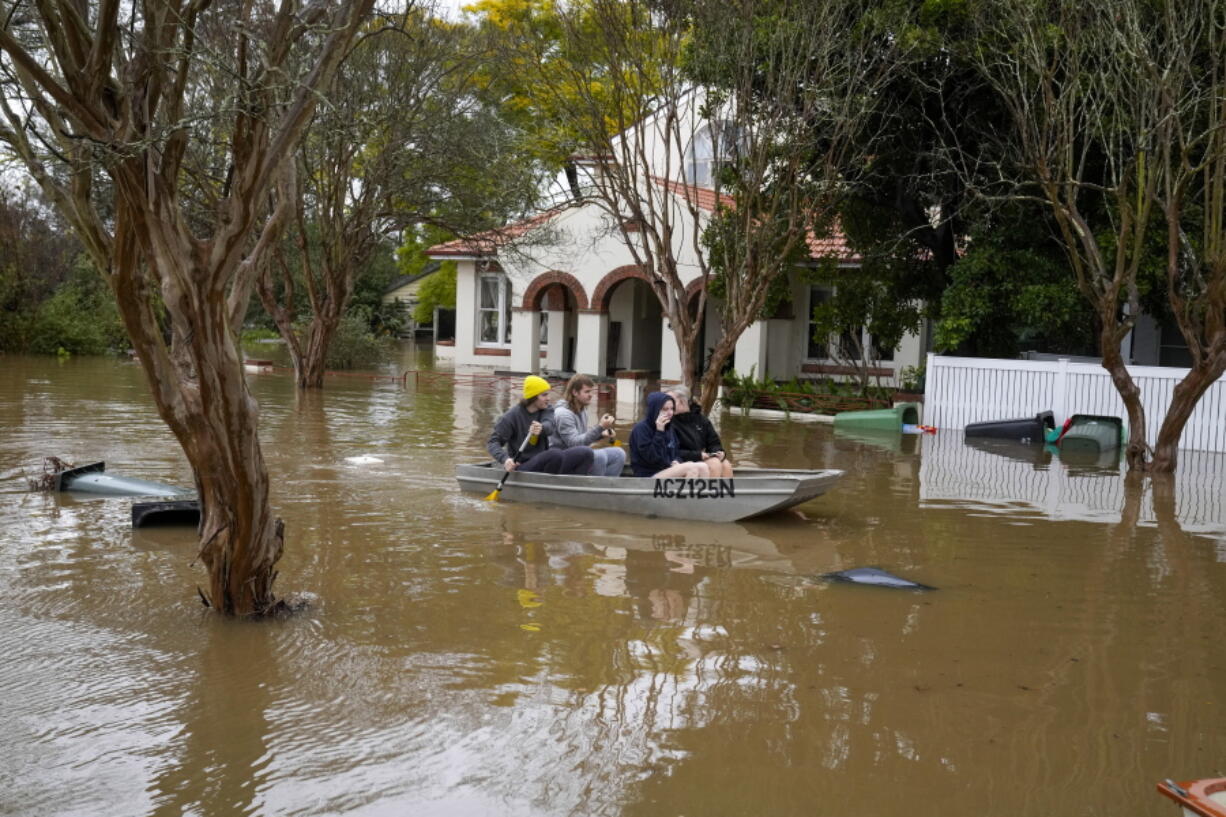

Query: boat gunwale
[1158,778,1226,817]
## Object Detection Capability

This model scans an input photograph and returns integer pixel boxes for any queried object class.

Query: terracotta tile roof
[426,210,564,258]
[650,176,733,212]
[651,176,859,263]
[430,180,861,264]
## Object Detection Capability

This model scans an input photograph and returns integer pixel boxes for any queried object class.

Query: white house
[427,96,928,387]
[381,262,442,337]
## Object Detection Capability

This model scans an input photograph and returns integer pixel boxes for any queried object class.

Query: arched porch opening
[600,275,663,375]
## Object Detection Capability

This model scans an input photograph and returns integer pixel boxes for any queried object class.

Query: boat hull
[455,464,844,522]
[1158,778,1226,817]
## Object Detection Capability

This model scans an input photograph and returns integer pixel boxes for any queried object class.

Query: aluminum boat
[455,464,844,522]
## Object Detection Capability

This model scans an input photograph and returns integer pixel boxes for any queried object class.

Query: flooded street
[2,350,1224,817]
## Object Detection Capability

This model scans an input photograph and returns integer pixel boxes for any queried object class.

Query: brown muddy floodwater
[2,349,1225,817]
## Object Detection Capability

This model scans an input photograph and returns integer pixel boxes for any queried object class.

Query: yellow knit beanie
[522,375,551,401]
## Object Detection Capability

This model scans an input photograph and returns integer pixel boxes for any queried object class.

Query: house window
[807,285,895,361]
[687,119,743,188]
[477,273,512,346]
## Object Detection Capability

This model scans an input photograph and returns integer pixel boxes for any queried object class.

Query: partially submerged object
[832,402,920,432]
[55,461,189,497]
[965,410,1055,444]
[131,498,201,528]
[1058,414,1124,455]
[964,436,1054,466]
[1158,777,1226,817]
[455,464,844,522]
[821,566,935,590]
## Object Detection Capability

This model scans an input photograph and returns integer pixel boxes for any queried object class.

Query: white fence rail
[925,353,1226,454]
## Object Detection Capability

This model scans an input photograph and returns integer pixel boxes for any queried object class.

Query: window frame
[806,285,895,363]
[476,272,512,348]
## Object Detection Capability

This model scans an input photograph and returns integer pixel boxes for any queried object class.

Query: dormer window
[686,119,743,188]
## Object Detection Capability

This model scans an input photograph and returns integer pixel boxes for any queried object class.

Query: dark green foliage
[27,258,127,356]
[349,239,402,333]
[721,367,892,413]
[935,203,1098,357]
[324,307,395,369]
[0,185,110,354]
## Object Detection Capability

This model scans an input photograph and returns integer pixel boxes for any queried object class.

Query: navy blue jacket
[628,392,678,477]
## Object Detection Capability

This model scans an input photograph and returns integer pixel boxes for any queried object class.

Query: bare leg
[653,462,702,478]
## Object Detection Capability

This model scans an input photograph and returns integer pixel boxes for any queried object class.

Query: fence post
[1053,358,1070,422]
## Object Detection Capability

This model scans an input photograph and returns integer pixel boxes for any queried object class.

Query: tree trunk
[297,311,342,389]
[1098,322,1149,471]
[1151,361,1226,472]
[698,331,739,416]
[116,203,287,617]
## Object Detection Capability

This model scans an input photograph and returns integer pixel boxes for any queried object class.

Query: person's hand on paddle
[504,458,517,472]
[528,420,542,438]
[599,413,615,430]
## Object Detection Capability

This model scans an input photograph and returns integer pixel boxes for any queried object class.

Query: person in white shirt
[549,374,627,476]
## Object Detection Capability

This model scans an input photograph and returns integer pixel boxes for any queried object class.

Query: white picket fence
[925,353,1226,454]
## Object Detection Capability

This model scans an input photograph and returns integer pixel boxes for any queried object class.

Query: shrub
[324,309,394,369]
[27,272,125,356]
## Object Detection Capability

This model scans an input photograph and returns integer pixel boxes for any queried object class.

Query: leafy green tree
[412,266,458,326]
[396,225,458,326]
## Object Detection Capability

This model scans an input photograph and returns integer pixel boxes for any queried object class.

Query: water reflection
[919,431,1226,546]
[149,622,279,817]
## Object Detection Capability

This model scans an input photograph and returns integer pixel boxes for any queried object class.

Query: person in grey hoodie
[549,374,626,476]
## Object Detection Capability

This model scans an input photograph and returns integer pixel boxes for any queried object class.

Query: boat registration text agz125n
[652,478,735,499]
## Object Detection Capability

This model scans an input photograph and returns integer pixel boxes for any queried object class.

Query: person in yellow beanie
[486,375,594,475]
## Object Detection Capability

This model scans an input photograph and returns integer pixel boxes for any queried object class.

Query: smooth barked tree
[0,0,373,614]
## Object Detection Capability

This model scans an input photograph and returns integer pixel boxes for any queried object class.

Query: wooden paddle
[485,432,533,501]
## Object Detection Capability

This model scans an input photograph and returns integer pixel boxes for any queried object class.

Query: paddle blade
[484,488,501,501]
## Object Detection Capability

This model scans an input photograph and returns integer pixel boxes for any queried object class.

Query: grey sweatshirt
[549,402,605,449]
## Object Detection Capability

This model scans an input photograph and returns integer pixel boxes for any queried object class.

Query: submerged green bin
[1059,415,1124,454]
[832,402,920,431]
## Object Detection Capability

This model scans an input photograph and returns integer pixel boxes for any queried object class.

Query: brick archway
[588,265,656,313]
[685,277,707,305]
[520,271,588,311]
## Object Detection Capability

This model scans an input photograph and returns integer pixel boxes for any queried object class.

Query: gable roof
[426,210,566,259]
[651,176,859,263]
[382,261,442,295]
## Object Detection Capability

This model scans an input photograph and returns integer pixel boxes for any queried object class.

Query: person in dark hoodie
[487,376,594,475]
[628,391,713,478]
[664,384,733,477]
